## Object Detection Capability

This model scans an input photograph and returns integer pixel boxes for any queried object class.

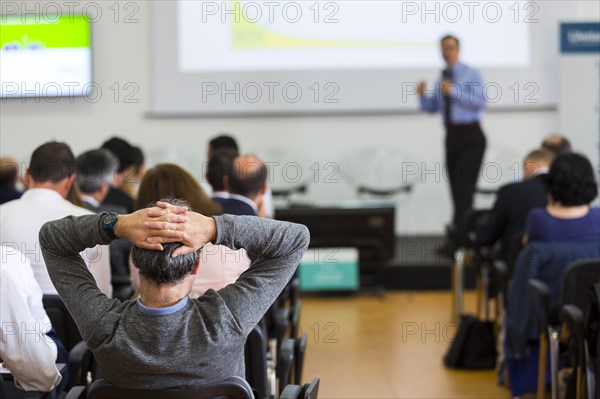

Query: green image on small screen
[0,15,90,50]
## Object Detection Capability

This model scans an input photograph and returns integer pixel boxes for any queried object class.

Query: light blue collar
[136,296,189,315]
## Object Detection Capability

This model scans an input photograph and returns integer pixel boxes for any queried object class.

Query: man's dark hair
[131,198,199,285]
[206,149,237,191]
[131,146,145,168]
[228,157,267,198]
[209,135,239,154]
[0,159,18,188]
[441,35,460,48]
[28,142,76,183]
[542,135,572,156]
[545,153,598,206]
[101,137,134,173]
[76,149,119,194]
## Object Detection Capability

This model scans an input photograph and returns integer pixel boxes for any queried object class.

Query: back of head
[206,148,237,191]
[76,149,119,194]
[546,153,598,206]
[101,137,133,173]
[131,198,199,285]
[28,142,75,183]
[541,135,572,156]
[208,135,239,158]
[523,148,555,177]
[136,163,221,216]
[228,155,267,199]
[0,156,19,188]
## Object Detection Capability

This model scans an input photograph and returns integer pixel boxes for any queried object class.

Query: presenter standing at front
[417,35,487,253]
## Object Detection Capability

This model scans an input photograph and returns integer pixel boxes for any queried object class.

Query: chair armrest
[528,279,550,336]
[64,386,87,399]
[24,393,51,399]
[560,305,585,345]
[280,384,302,399]
[68,341,93,388]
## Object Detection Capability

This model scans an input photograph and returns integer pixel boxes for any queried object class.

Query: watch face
[103,213,118,229]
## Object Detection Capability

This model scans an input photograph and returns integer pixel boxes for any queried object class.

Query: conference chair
[245,324,271,399]
[279,378,321,399]
[42,295,97,389]
[300,378,320,399]
[529,258,600,399]
[83,376,254,399]
[514,249,600,399]
[560,304,587,399]
[293,333,308,385]
[42,295,82,351]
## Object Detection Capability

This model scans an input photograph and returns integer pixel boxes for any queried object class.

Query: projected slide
[178,1,530,71]
[0,15,92,98]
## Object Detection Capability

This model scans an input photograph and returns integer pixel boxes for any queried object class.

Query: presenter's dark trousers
[445,122,486,233]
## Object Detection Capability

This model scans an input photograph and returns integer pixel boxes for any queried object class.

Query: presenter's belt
[446,121,480,129]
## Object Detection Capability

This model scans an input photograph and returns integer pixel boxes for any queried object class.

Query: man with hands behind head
[40,199,309,390]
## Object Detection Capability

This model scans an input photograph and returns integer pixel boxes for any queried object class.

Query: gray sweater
[39,214,309,390]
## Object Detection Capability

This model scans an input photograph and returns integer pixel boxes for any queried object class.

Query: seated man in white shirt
[0,246,62,393]
[0,141,112,296]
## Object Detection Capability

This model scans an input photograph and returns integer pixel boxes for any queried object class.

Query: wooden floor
[300,291,511,399]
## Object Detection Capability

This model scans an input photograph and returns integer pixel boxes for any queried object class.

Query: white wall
[3,1,596,234]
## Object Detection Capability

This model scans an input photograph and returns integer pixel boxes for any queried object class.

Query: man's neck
[139,278,191,308]
[29,182,68,198]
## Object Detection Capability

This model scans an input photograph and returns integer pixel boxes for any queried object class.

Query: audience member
[136,163,221,216]
[76,149,122,212]
[205,134,274,218]
[524,152,599,243]
[475,149,554,263]
[541,134,572,156]
[0,142,112,296]
[0,246,63,393]
[221,155,268,217]
[121,145,146,200]
[206,148,238,205]
[101,137,136,213]
[0,156,22,204]
[39,199,309,389]
[77,149,132,299]
[134,164,248,296]
[208,134,239,160]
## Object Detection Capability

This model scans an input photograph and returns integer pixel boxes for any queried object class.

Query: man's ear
[190,256,201,276]
[24,170,32,188]
[222,175,229,191]
[259,182,267,195]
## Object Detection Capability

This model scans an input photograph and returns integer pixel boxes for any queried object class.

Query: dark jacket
[506,242,600,358]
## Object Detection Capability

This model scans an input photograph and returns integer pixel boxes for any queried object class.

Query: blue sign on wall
[561,23,600,54]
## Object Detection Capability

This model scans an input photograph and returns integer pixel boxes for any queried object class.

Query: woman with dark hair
[136,163,221,216]
[524,153,599,243]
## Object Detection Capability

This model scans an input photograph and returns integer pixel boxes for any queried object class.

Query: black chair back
[42,295,82,351]
[561,259,600,314]
[294,333,308,385]
[87,376,254,399]
[244,324,269,399]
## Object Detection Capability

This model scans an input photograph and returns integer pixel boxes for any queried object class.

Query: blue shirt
[525,207,600,243]
[420,61,486,125]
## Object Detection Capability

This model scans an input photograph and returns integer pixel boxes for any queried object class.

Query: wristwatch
[101,212,119,238]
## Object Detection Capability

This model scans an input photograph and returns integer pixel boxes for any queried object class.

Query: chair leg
[537,333,548,399]
[452,249,465,322]
[549,329,560,399]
